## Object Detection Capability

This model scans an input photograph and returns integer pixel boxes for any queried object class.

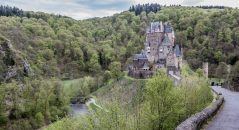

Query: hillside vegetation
[45,64,213,130]
[0,5,238,129]
[0,6,239,82]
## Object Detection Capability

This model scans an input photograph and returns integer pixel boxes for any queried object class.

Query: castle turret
[203,62,209,78]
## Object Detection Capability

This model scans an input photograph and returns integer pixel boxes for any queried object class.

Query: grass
[61,78,82,97]
[90,75,146,110]
[88,103,100,111]
[62,78,81,90]
[61,77,94,98]
[209,78,224,84]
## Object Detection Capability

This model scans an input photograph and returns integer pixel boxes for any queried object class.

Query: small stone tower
[203,62,208,78]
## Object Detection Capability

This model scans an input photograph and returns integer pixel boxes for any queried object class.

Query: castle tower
[145,21,164,63]
[203,62,209,78]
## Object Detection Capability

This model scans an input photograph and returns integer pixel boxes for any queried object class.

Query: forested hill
[0,5,239,82]
[0,4,239,130]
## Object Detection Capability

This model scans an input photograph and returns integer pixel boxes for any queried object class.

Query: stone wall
[128,69,153,79]
[175,88,224,130]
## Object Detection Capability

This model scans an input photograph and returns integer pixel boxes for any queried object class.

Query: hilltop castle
[128,21,183,81]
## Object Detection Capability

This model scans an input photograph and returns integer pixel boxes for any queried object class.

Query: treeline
[129,4,228,16]
[195,5,226,9]
[129,3,161,15]
[0,5,23,17]
[0,5,67,22]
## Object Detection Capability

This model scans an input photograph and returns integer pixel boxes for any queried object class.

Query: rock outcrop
[23,59,31,76]
[0,37,31,82]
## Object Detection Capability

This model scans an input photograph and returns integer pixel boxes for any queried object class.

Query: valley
[0,4,238,130]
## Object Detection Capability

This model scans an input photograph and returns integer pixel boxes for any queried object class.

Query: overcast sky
[1,0,239,20]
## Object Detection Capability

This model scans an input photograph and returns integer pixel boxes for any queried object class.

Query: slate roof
[164,24,173,33]
[133,52,148,60]
[149,21,161,33]
[151,21,160,29]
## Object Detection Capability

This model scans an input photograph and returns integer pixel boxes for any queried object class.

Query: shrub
[35,112,45,127]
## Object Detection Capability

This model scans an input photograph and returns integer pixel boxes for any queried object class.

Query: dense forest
[0,4,239,130]
[0,6,239,80]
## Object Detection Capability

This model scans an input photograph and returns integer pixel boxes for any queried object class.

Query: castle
[128,21,183,81]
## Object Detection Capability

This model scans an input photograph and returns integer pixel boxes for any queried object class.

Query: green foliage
[109,61,123,80]
[229,61,239,91]
[45,66,213,130]
[180,76,213,115]
[0,6,234,129]
[0,79,69,129]
[215,62,228,79]
[103,70,111,82]
[0,86,7,126]
[0,7,238,81]
[144,71,182,129]
[87,51,101,73]
[35,112,44,127]
[62,76,103,97]
[196,68,204,77]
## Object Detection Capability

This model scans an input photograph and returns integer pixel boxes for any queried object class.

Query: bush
[230,61,239,91]
[103,70,111,82]
[35,112,44,127]
[0,114,7,126]
[109,62,123,80]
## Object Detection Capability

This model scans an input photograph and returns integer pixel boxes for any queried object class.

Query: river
[70,98,102,116]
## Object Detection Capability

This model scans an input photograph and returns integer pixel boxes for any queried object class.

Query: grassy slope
[44,76,145,130]
[91,76,146,107]
[61,78,82,96]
